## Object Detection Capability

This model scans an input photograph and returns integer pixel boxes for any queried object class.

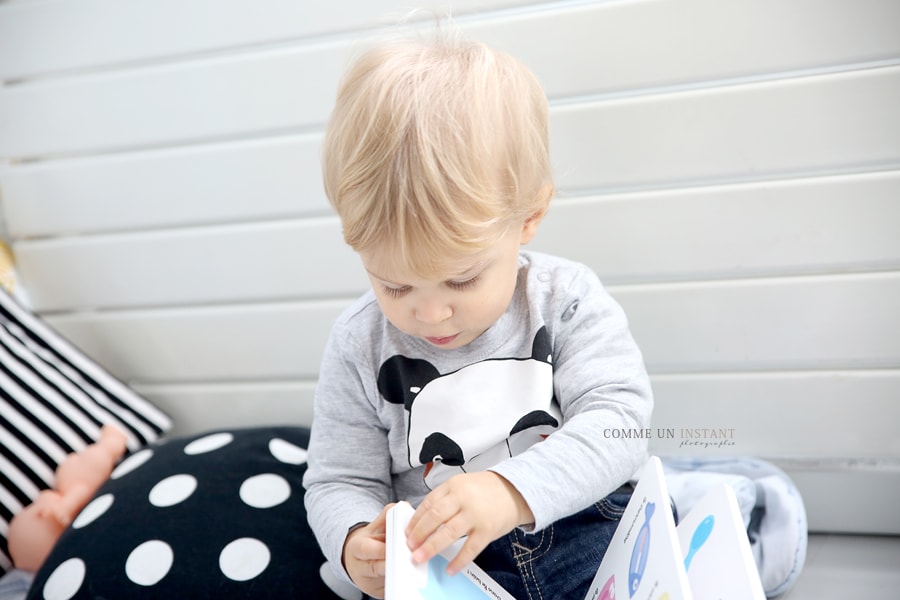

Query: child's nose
[415,297,452,324]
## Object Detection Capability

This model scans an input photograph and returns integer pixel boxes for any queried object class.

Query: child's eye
[382,285,411,298]
[447,275,480,291]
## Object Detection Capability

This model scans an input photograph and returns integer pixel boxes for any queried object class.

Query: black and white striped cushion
[0,289,172,575]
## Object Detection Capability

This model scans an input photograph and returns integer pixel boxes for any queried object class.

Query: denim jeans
[0,569,33,600]
[474,488,632,600]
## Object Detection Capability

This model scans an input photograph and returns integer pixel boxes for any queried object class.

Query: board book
[385,456,766,599]
[386,500,516,600]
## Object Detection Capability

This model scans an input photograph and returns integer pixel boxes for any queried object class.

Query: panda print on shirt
[377,326,562,489]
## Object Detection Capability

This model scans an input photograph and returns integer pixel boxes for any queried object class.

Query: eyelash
[382,285,411,298]
[447,275,480,291]
[380,276,480,298]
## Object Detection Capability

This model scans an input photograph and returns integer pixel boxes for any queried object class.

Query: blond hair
[321,31,552,276]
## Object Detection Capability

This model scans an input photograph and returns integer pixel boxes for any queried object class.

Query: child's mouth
[425,333,459,346]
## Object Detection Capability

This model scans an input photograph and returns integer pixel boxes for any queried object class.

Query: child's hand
[405,471,533,576]
[342,503,393,599]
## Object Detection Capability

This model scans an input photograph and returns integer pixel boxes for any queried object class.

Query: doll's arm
[36,483,95,526]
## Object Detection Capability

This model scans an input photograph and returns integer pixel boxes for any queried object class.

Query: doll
[7,424,129,572]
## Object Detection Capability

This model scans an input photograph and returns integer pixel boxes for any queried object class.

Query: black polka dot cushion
[27,427,342,600]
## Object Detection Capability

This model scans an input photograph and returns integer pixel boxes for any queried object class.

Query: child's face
[360,224,529,350]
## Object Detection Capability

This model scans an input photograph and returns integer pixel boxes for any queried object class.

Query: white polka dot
[42,557,85,600]
[72,493,114,529]
[125,540,173,586]
[219,538,270,582]
[184,432,234,455]
[149,474,197,507]
[111,448,153,479]
[269,438,307,465]
[240,473,291,509]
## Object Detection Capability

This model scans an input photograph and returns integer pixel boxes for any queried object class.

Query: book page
[385,501,428,599]
[675,484,766,600]
[584,456,693,600]
[385,501,516,600]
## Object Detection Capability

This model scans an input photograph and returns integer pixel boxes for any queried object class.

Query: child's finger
[445,532,491,577]
[411,511,469,565]
[352,535,388,562]
[406,489,456,548]
[366,557,386,578]
[367,502,394,537]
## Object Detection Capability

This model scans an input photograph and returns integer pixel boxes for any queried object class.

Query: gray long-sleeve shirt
[303,251,653,585]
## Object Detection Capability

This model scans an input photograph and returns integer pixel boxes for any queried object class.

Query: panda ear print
[531,326,553,364]
[377,355,440,409]
[510,410,560,435]
[419,432,465,467]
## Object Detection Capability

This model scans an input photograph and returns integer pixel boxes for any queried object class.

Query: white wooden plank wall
[0,0,898,534]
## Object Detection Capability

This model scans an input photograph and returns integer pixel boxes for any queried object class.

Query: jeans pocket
[594,489,632,520]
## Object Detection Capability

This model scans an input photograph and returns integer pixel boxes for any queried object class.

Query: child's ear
[520,184,553,244]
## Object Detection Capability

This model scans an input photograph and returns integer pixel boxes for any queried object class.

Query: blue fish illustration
[628,501,655,597]
[683,515,714,571]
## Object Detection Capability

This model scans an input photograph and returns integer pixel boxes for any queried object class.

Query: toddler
[303,30,653,600]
